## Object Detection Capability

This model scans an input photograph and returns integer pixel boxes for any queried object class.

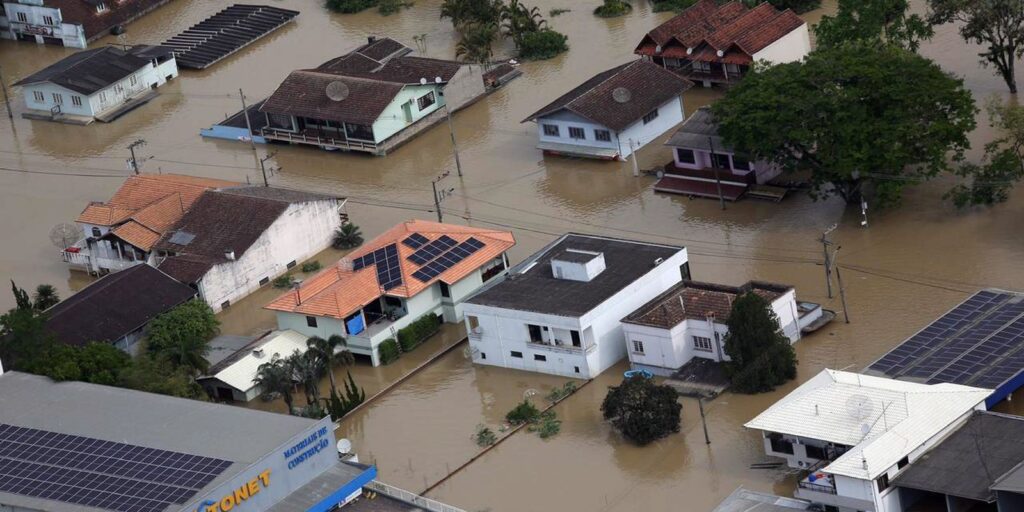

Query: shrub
[301,261,322,273]
[602,375,682,445]
[473,424,497,446]
[652,0,696,12]
[528,411,561,439]
[546,381,578,403]
[506,399,541,425]
[549,7,570,16]
[396,312,440,352]
[378,0,412,14]
[517,29,568,60]
[594,0,631,18]
[273,275,293,288]
[379,338,401,364]
[326,0,376,13]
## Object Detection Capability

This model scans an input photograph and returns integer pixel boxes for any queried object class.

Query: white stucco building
[523,60,693,161]
[198,330,310,402]
[463,234,691,379]
[622,280,821,376]
[155,187,346,313]
[266,220,515,366]
[1,0,173,48]
[14,44,177,123]
[745,369,990,512]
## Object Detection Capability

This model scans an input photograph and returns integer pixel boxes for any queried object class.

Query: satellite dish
[612,87,632,104]
[325,81,350,102]
[50,223,83,249]
[434,76,443,84]
[336,438,353,455]
[845,394,874,421]
[419,77,428,85]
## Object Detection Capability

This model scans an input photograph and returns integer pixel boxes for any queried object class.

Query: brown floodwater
[2,0,1024,510]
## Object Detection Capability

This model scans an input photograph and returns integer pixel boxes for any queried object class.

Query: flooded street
[2,0,1024,510]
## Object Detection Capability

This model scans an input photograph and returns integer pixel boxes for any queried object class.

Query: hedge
[397,312,440,352]
[379,339,401,365]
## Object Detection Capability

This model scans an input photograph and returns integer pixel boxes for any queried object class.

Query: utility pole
[698,396,711,445]
[707,136,725,210]
[629,139,640,177]
[832,246,851,324]
[819,224,837,299]
[444,103,463,177]
[239,88,256,152]
[431,172,453,223]
[127,139,146,175]
[259,151,277,187]
[0,65,12,119]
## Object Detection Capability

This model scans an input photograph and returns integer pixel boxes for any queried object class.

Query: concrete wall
[752,23,811,65]
[2,2,85,47]
[535,96,684,160]
[615,96,685,160]
[670,145,780,184]
[442,64,486,112]
[198,199,343,312]
[373,83,444,143]
[536,110,619,153]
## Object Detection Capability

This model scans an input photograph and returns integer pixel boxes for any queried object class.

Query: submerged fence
[365,480,467,512]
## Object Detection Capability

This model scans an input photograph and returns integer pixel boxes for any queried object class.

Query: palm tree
[306,335,354,394]
[286,350,325,406]
[32,284,60,311]
[455,22,497,65]
[253,355,295,415]
[500,0,547,48]
[332,223,364,250]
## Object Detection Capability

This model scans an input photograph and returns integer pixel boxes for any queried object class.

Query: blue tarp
[346,315,365,336]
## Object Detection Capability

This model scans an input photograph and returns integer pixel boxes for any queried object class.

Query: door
[402,101,413,123]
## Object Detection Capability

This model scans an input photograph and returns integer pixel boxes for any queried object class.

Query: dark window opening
[480,352,486,360]
[220,300,231,309]
[805,444,827,460]
[642,109,659,124]
[732,155,752,171]
[528,324,543,343]
[439,282,450,298]
[568,127,585,140]
[417,91,436,110]
[574,366,580,374]
[676,148,696,164]
[571,330,581,347]
[534,354,546,362]
[680,262,691,281]
[768,433,794,455]
[91,227,101,237]
[259,277,270,286]
[286,260,297,269]
[594,129,611,142]
[896,456,909,470]
[710,153,730,169]
[511,351,523,358]
[542,124,559,137]
[876,474,890,493]
[306,316,318,328]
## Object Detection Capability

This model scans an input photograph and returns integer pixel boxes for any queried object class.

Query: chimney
[367,35,377,44]
[224,250,235,261]
[292,281,302,305]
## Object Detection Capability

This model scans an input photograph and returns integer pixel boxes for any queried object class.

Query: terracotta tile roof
[622,280,793,328]
[641,0,720,47]
[110,220,162,251]
[76,174,238,226]
[265,220,515,319]
[77,203,135,226]
[523,60,693,132]
[260,71,404,125]
[46,0,175,42]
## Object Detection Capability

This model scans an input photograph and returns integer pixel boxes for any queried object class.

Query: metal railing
[797,479,837,495]
[260,128,378,151]
[364,480,467,512]
[527,340,596,355]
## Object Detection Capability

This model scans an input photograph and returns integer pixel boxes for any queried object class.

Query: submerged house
[634,0,810,87]
[63,173,239,275]
[155,187,346,312]
[522,60,693,161]
[265,220,515,366]
[463,234,690,379]
[257,37,487,155]
[1,0,174,48]
[655,106,780,200]
[14,44,178,123]
[621,280,820,376]
[198,329,310,402]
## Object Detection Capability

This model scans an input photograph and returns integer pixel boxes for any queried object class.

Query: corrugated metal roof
[210,330,309,393]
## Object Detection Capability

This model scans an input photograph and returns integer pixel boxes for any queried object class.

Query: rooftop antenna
[325,81,350,102]
[612,87,632,103]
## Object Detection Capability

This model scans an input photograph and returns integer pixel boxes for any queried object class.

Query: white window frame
[71,95,82,107]
[594,129,611,142]
[16,12,27,23]
[43,15,54,25]
[642,109,659,125]
[542,124,559,137]
[693,336,713,352]
[568,126,585,140]
[631,339,644,354]
[51,93,63,105]
[33,91,45,103]
[129,75,138,87]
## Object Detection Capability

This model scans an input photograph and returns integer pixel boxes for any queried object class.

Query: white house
[635,0,811,87]
[266,220,515,366]
[622,280,822,376]
[198,330,309,402]
[14,44,178,123]
[656,106,783,200]
[155,187,347,313]
[1,0,173,48]
[522,60,693,161]
[462,234,691,379]
[745,369,991,512]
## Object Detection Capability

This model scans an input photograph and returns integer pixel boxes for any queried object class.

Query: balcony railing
[261,127,378,151]
[364,481,467,512]
[797,480,837,495]
[527,340,596,355]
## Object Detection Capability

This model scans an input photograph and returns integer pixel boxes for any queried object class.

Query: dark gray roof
[893,411,1024,502]
[712,488,811,512]
[43,264,196,348]
[664,106,731,152]
[161,4,300,70]
[352,36,410,62]
[552,249,601,263]
[14,45,173,95]
[467,234,684,317]
[204,333,261,368]
[217,185,341,203]
[992,461,1024,494]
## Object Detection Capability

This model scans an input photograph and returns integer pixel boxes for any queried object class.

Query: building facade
[1,0,174,48]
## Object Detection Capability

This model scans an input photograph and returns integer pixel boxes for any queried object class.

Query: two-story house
[14,44,178,123]
[634,0,810,87]
[1,0,173,48]
[746,369,990,512]
[522,60,693,161]
[462,234,690,379]
[265,220,515,366]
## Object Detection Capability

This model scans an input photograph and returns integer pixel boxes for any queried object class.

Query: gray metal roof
[664,106,733,153]
[712,488,811,512]
[266,462,368,511]
[992,461,1024,495]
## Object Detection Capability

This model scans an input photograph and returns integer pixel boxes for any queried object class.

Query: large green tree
[145,300,218,374]
[815,0,932,51]
[0,282,53,370]
[723,292,797,394]
[929,0,1024,94]
[713,43,976,206]
[601,376,682,445]
[306,334,354,395]
[253,354,297,414]
[947,97,1024,206]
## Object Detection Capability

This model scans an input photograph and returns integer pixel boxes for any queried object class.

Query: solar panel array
[0,424,232,512]
[402,233,429,249]
[412,238,485,283]
[407,236,457,265]
[351,244,402,290]
[868,290,1024,390]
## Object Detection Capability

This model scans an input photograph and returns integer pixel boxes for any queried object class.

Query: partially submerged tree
[32,284,60,311]
[0,282,53,370]
[332,223,364,250]
[145,300,219,374]
[928,0,1024,94]
[253,354,296,414]
[455,22,498,65]
[815,0,933,51]
[601,375,681,445]
[306,334,354,395]
[723,292,797,393]
[947,97,1024,207]
[745,0,821,14]
[713,42,976,206]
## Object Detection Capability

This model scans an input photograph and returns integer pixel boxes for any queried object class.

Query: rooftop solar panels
[350,244,403,290]
[402,233,429,249]
[407,235,457,265]
[866,290,1024,404]
[162,5,300,70]
[412,237,485,282]
[0,423,232,512]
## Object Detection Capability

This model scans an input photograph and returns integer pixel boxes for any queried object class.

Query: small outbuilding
[198,330,309,402]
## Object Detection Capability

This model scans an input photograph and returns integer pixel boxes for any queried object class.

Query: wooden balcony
[260,127,379,153]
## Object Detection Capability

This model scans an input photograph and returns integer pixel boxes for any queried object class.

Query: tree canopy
[145,300,218,374]
[712,42,976,206]
[601,376,681,445]
[946,97,1024,207]
[815,0,932,51]
[723,292,797,394]
[929,0,1024,94]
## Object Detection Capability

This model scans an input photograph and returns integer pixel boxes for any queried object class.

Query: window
[676,148,696,164]
[43,15,54,25]
[129,75,138,87]
[258,276,270,286]
[286,260,297,269]
[95,2,107,12]
[33,91,45,103]
[528,324,543,343]
[510,351,523,358]
[416,91,436,110]
[710,153,730,169]
[534,354,546,362]
[114,84,124,94]
[220,300,231,309]
[693,336,713,352]
[631,340,644,354]
[574,366,580,374]
[480,352,486,360]
[568,127,585,140]
[732,155,751,171]
[71,96,82,107]
[542,124,559,137]
[467,315,480,332]
[306,316,318,328]
[594,129,611,142]
[99,91,107,103]
[439,282,450,298]
[805,444,826,460]
[16,12,27,23]
[570,330,581,347]
[876,473,890,493]
[896,456,909,470]
[91,227,101,237]
[52,93,63,105]
[642,109,659,124]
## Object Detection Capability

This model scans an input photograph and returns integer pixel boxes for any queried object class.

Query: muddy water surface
[2,0,1024,510]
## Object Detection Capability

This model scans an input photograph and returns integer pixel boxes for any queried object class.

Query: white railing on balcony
[527,340,596,355]
[364,481,467,512]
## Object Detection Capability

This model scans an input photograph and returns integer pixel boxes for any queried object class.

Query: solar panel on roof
[0,424,231,512]
[402,233,429,249]
[410,238,487,282]
[407,235,457,265]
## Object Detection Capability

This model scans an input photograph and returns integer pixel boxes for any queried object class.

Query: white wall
[752,24,811,65]
[21,83,93,116]
[616,96,685,160]
[2,2,85,47]
[536,110,619,152]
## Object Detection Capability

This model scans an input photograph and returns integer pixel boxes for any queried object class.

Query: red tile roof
[622,280,793,329]
[265,220,515,319]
